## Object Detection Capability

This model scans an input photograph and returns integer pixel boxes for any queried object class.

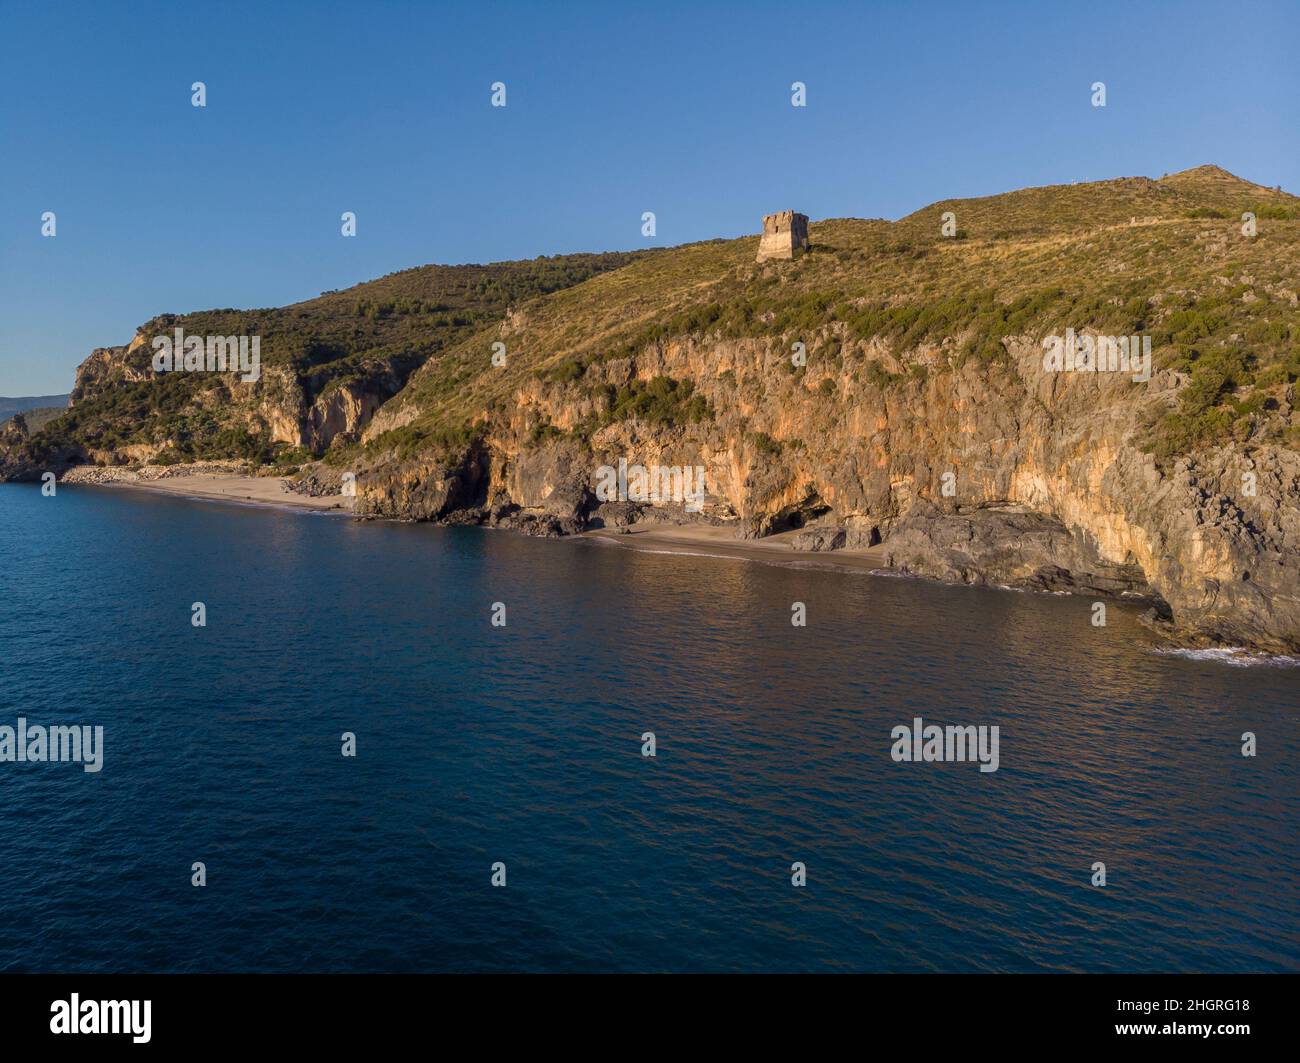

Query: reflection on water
[0,484,1296,972]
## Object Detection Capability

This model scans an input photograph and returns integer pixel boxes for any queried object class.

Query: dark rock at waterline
[878,501,1155,600]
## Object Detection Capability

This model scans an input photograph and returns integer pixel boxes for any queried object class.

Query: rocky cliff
[346,323,1299,652]
[0,252,646,475]
[6,167,1298,652]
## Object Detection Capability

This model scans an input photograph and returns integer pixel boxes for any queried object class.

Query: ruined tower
[756,210,809,262]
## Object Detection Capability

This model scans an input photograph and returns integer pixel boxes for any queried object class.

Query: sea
[0,483,1296,972]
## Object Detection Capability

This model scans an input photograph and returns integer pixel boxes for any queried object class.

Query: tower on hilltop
[756,211,809,262]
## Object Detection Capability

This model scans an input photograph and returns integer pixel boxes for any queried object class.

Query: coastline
[65,468,884,568]
[65,470,350,513]
[52,470,1300,665]
[584,526,1299,665]
[583,522,887,572]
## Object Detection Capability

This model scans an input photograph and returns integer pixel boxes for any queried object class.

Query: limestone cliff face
[50,333,410,459]
[353,330,1300,652]
[9,172,1298,653]
[305,369,409,451]
[22,310,1299,652]
[4,251,648,480]
[69,337,154,405]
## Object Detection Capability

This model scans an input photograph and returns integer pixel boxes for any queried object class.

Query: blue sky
[1,0,1296,394]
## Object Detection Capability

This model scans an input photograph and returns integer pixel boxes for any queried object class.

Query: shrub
[529,423,565,445]
[607,376,712,427]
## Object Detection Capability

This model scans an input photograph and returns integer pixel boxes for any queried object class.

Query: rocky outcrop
[68,337,154,405]
[32,307,1295,653]
[0,412,29,446]
[9,172,1297,653]
[1113,445,1300,652]
[347,324,1300,653]
[879,500,1154,598]
[355,447,489,523]
[306,379,395,451]
[281,467,349,498]
[0,410,88,480]
[62,460,263,485]
[22,331,412,469]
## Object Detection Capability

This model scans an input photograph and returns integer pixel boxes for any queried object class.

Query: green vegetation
[606,376,712,428]
[1147,349,1249,459]
[529,422,565,445]
[15,165,1298,475]
[374,167,1299,467]
[20,251,649,463]
[0,406,64,433]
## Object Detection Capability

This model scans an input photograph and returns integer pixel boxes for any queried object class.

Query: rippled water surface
[0,483,1296,972]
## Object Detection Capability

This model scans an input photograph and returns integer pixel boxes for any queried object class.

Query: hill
[357,165,1299,466]
[0,394,69,420]
[4,166,1298,653]
[0,407,66,433]
[14,252,651,471]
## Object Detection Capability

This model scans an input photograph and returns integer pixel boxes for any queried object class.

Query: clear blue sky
[1,0,1296,394]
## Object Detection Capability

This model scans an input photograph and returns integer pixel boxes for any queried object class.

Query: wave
[1152,647,1300,668]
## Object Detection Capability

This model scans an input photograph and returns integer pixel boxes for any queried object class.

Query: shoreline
[67,470,884,568]
[66,471,351,513]
[582,522,888,572]
[50,472,1300,665]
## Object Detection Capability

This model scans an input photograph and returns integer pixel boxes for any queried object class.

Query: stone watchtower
[756,210,809,262]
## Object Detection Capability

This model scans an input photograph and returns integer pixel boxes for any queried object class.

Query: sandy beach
[65,469,351,512]
[68,466,884,569]
[584,522,887,571]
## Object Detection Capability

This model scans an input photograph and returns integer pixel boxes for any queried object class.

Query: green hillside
[26,252,653,465]
[354,166,1300,467]
[7,166,1298,476]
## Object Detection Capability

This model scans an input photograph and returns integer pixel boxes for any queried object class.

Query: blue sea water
[0,482,1296,973]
